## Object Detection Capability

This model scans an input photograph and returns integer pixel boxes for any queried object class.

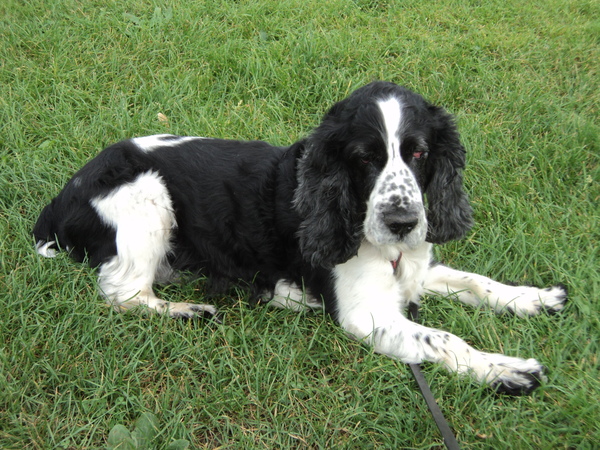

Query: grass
[0,0,598,447]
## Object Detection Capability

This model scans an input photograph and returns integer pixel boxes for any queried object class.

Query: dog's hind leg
[92,172,217,319]
[97,256,217,319]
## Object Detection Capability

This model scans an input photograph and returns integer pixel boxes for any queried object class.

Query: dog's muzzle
[381,207,420,239]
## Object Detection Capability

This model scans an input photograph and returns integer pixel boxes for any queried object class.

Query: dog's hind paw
[167,303,221,323]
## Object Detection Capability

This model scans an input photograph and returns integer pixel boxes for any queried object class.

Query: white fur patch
[334,241,431,332]
[35,240,57,258]
[91,171,176,304]
[268,280,322,311]
[132,134,203,153]
[378,97,402,160]
[90,171,217,318]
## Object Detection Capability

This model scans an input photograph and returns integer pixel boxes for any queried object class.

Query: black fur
[33,81,472,313]
[423,105,474,243]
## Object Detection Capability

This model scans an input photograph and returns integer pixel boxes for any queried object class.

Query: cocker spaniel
[34,81,567,394]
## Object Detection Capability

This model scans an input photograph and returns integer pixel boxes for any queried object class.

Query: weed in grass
[107,412,189,450]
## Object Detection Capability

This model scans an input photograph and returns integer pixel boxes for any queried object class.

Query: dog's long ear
[293,106,362,268]
[425,106,474,244]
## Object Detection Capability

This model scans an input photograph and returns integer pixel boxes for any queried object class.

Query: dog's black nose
[382,211,418,237]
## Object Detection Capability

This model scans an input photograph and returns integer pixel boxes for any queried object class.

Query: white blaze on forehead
[377,97,402,160]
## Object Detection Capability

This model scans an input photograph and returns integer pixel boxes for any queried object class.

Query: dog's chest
[394,246,431,307]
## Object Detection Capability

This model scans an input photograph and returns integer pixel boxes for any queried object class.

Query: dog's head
[294,81,473,268]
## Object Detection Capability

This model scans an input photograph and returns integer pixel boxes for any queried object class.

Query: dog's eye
[357,152,374,165]
[356,148,383,166]
[401,138,428,162]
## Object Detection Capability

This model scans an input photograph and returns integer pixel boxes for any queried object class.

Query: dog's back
[33,134,303,286]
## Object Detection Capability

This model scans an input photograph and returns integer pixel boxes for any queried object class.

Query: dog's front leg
[343,312,545,394]
[333,249,546,394]
[423,264,567,317]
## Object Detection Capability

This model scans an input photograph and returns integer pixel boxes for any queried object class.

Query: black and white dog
[34,81,566,394]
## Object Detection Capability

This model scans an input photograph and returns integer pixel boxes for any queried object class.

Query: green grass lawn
[1,0,598,448]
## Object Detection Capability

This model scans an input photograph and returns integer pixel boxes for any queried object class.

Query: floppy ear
[425,106,474,244]
[293,128,362,269]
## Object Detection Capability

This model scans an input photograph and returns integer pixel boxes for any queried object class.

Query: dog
[33,81,567,394]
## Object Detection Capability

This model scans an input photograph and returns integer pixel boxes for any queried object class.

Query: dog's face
[362,96,429,250]
[295,81,473,268]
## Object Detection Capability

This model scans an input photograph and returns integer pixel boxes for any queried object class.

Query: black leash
[407,303,461,450]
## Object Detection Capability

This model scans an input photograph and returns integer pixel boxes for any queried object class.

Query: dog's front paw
[537,283,568,314]
[473,353,547,395]
[490,359,546,395]
[502,284,568,317]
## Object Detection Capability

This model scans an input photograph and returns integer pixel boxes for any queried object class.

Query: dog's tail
[33,201,60,257]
